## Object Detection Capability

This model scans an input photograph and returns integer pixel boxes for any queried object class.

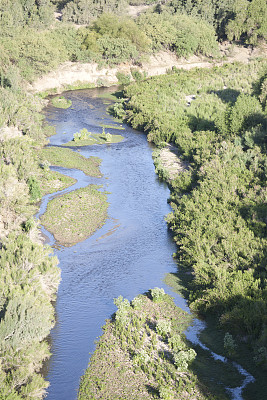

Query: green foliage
[114,295,131,326]
[28,176,41,202]
[78,292,199,400]
[62,0,127,24]
[168,334,186,351]
[23,217,35,232]
[225,0,267,44]
[131,68,147,82]
[131,295,145,310]
[253,346,267,366]
[116,72,131,86]
[97,35,138,65]
[259,75,267,109]
[166,0,267,44]
[0,0,54,30]
[123,60,267,359]
[110,99,127,121]
[151,287,166,302]
[51,95,72,109]
[113,295,131,311]
[173,348,197,371]
[223,332,237,356]
[132,349,150,366]
[159,385,174,400]
[73,128,91,141]
[0,233,60,398]
[137,11,218,57]
[92,13,150,52]
[156,319,172,338]
[229,93,264,135]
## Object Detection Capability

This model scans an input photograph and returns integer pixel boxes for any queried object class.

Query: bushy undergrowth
[120,60,267,370]
[78,290,217,400]
[0,98,61,398]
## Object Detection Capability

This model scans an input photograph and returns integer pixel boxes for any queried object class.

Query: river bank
[29,43,265,95]
[39,86,193,399]
[37,84,260,400]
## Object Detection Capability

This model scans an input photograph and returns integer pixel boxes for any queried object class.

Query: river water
[42,87,254,400]
[42,87,188,399]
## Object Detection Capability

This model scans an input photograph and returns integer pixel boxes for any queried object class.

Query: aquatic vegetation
[39,146,102,177]
[51,95,72,109]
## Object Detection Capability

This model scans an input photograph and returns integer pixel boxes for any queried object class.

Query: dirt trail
[30,43,266,94]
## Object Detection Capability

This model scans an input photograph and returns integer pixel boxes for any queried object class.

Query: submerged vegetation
[51,95,72,109]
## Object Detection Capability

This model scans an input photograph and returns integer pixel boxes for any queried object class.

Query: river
[41,87,254,400]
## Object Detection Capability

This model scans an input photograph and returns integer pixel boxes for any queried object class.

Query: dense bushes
[0,0,54,30]
[78,291,203,400]
[0,11,63,396]
[61,0,127,24]
[79,13,151,65]
[122,61,267,365]
[0,234,60,399]
[165,0,267,44]
[137,11,218,57]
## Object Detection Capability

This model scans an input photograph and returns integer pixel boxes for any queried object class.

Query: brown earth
[29,43,266,94]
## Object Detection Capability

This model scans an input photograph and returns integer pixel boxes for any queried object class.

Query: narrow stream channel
[41,87,254,400]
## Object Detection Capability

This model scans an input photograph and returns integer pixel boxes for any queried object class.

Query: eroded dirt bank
[30,44,265,94]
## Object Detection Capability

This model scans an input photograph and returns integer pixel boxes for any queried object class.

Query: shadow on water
[41,87,254,400]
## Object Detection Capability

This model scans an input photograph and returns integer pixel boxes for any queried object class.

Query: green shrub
[97,35,138,65]
[116,72,131,85]
[73,128,91,142]
[156,319,172,338]
[168,334,186,351]
[173,349,196,371]
[224,332,237,356]
[27,176,41,202]
[151,287,166,302]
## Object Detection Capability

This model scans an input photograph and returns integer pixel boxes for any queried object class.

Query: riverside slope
[30,44,264,94]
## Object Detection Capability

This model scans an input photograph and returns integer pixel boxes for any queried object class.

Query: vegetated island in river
[63,127,124,147]
[38,146,109,246]
[78,288,242,400]
[40,185,109,246]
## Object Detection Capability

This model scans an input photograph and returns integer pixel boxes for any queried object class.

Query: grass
[38,147,102,177]
[164,271,266,400]
[97,90,124,101]
[51,95,72,109]
[198,317,267,400]
[40,185,108,246]
[63,133,124,147]
[77,290,235,400]
[39,170,76,196]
